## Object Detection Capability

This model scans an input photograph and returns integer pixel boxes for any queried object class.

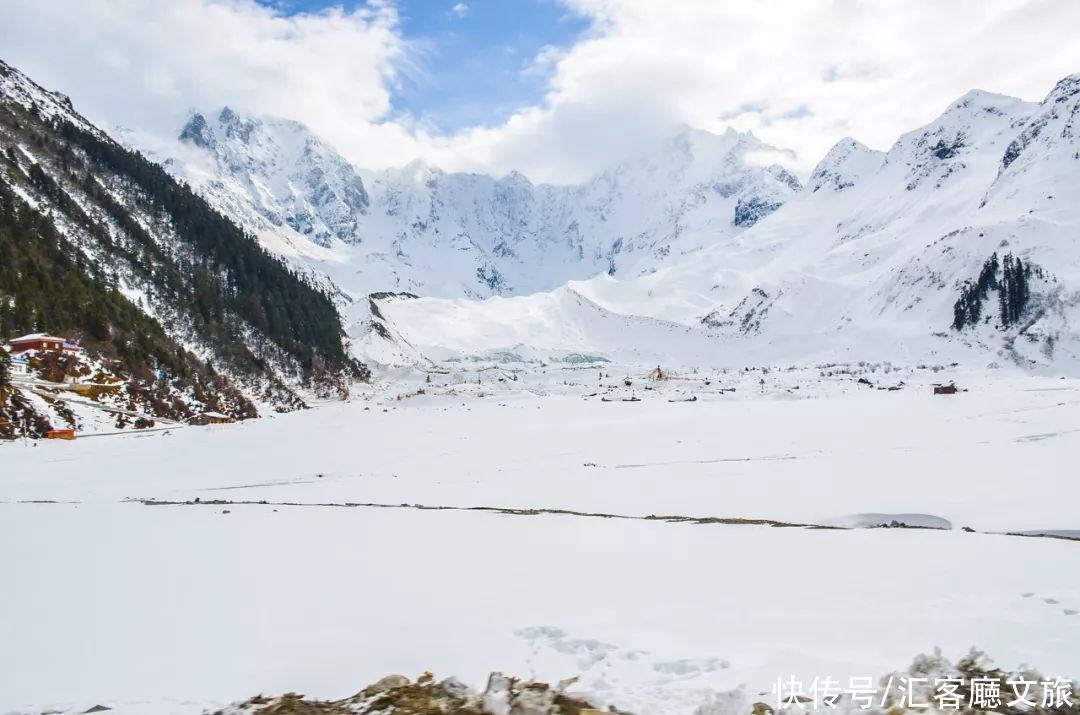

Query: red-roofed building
[7,333,81,354]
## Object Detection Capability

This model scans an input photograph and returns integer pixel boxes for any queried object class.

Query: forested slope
[0,58,366,433]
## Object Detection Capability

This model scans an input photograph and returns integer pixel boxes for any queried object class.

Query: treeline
[997,253,1034,327]
[952,252,1038,330]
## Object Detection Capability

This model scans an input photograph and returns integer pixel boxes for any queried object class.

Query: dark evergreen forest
[952,252,1038,331]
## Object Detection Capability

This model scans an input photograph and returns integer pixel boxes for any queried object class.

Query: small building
[8,333,71,353]
[9,353,30,376]
[46,428,76,440]
[933,384,958,395]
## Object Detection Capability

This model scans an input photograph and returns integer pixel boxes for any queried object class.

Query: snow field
[3,373,1080,713]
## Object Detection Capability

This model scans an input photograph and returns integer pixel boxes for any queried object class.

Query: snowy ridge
[377,77,1080,371]
[0,58,100,137]
[807,138,883,193]
[176,108,370,249]
[159,117,801,302]
[126,72,1080,372]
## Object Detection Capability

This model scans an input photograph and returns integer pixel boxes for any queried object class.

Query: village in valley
[2,322,977,442]
[1,331,236,440]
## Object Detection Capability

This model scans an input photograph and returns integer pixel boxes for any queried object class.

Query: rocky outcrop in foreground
[215,651,1080,715]
[216,672,602,715]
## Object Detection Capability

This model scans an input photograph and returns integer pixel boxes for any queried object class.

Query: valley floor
[2,366,1079,714]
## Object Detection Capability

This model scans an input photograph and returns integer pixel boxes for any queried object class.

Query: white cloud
[426,0,1080,182]
[451,3,469,18]
[2,0,1080,183]
[0,0,427,168]
[743,148,799,169]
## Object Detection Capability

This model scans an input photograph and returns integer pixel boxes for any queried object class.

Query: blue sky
[260,0,591,132]
[8,0,1079,183]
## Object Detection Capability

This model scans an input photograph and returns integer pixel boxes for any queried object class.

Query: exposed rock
[219,672,598,715]
[362,674,410,695]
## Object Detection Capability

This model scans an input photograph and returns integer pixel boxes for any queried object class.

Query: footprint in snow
[652,658,731,678]
[1044,597,1060,605]
[1065,609,1078,616]
[515,625,567,642]
[517,627,617,670]
[1021,592,1035,598]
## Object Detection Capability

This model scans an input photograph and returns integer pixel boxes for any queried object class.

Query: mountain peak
[668,124,751,155]
[992,71,1080,185]
[178,112,214,149]
[953,88,1013,106]
[215,106,258,142]
[882,86,1037,192]
[0,58,98,136]
[171,107,370,248]
[920,88,1033,129]
[219,106,240,124]
[808,137,883,192]
[500,169,533,186]
[399,157,445,182]
[1047,73,1080,103]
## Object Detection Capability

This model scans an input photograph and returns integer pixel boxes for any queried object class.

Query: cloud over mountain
[2,0,1079,183]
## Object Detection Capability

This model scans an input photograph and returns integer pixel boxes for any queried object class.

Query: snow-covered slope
[378,78,1080,370]
[161,112,801,303]
[0,57,101,137]
[1,59,363,421]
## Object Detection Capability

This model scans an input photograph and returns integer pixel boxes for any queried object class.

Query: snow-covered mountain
[0,59,362,426]
[374,77,1080,371]
[163,111,801,303]
[143,73,1080,372]
[175,108,370,250]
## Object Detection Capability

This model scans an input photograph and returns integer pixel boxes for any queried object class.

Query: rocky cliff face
[177,108,370,249]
